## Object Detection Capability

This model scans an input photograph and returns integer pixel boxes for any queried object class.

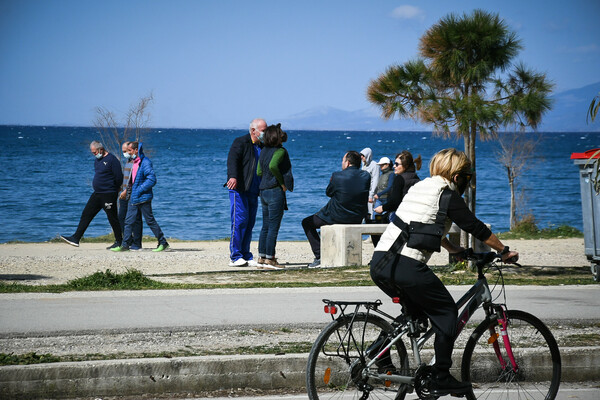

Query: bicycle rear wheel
[306,313,410,400]
[461,309,561,400]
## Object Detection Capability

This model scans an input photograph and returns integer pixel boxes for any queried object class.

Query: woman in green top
[256,124,294,269]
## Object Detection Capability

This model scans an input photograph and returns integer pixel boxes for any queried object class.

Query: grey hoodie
[360,147,379,199]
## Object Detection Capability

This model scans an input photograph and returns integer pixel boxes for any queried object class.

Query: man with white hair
[225,118,266,267]
[61,141,123,247]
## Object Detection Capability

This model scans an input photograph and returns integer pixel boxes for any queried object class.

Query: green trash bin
[571,148,600,282]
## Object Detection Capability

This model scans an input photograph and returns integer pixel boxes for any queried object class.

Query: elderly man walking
[61,141,123,247]
[226,118,266,267]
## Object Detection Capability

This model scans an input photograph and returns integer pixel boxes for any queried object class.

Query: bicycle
[306,250,562,400]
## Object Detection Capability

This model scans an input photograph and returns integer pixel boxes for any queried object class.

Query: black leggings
[73,192,122,242]
[370,250,458,376]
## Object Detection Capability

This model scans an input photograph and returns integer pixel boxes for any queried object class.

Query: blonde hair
[429,148,471,181]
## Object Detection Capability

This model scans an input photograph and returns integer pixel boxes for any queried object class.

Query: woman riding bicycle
[370,148,519,397]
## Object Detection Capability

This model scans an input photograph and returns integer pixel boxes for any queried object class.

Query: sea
[0,125,598,244]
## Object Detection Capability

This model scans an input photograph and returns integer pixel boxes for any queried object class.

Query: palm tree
[367,10,553,243]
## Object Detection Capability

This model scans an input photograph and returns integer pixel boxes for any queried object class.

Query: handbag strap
[371,188,452,272]
[434,188,453,226]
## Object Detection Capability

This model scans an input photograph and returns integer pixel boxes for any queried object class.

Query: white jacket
[374,175,455,264]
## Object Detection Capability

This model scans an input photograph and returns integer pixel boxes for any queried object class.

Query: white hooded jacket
[360,147,379,199]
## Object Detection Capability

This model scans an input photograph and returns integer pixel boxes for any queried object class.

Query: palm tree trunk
[461,134,470,248]
[508,168,516,229]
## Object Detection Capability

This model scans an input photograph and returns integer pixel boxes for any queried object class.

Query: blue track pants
[229,189,258,262]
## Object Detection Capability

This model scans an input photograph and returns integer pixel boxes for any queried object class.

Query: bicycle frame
[325,267,515,387]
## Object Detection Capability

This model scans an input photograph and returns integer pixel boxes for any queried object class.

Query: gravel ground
[0,238,589,286]
[2,320,597,362]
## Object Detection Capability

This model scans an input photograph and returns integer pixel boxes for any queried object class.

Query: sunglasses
[394,162,402,167]
[458,173,473,181]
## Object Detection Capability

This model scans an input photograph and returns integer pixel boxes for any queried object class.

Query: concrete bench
[321,224,387,267]
[320,223,492,268]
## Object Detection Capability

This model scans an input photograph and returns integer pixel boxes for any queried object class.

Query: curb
[1,347,599,399]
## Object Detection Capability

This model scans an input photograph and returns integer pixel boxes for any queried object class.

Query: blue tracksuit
[227,134,262,261]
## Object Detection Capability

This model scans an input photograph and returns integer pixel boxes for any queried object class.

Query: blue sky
[1,0,598,128]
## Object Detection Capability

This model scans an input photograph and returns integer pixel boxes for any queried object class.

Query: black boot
[429,373,472,396]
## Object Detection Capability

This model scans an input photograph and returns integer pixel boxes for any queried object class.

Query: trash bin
[571,148,600,282]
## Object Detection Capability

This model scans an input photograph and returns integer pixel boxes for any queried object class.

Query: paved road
[1,285,598,334]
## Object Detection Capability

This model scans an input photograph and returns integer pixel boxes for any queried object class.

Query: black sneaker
[60,235,79,247]
[429,374,472,396]
[106,242,120,250]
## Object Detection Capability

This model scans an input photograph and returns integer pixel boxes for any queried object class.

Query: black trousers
[301,214,330,259]
[370,250,458,376]
[73,192,122,243]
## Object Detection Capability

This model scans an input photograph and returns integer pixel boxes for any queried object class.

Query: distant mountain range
[274,82,600,132]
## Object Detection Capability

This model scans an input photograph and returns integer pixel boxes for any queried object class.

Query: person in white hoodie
[360,147,379,219]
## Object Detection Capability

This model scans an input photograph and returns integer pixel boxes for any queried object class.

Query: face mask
[130,153,137,160]
[94,152,103,160]
[123,152,131,159]
[455,173,472,195]
[258,131,265,142]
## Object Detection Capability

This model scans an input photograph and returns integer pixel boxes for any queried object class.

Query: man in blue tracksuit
[113,141,169,252]
[225,118,266,267]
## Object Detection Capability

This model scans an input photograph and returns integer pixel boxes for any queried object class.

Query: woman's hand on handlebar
[501,250,519,264]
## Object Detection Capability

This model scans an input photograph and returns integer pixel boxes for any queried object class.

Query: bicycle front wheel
[461,309,561,400]
[306,313,409,400]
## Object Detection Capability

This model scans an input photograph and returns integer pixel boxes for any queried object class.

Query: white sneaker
[229,258,248,267]
[247,259,259,267]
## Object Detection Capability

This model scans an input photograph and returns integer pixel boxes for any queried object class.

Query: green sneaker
[153,243,169,252]
[111,246,129,252]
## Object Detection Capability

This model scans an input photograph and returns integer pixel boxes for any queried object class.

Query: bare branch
[92,93,154,159]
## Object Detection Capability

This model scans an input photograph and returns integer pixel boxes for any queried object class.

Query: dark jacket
[93,152,123,193]
[382,171,420,213]
[226,133,263,193]
[375,168,394,201]
[130,143,156,205]
[316,166,370,224]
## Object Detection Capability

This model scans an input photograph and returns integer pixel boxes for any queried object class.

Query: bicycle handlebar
[460,248,521,268]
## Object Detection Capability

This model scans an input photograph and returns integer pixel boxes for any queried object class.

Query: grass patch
[0,341,316,366]
[0,352,61,365]
[66,269,168,290]
[497,220,583,240]
[0,265,595,294]
[0,269,170,293]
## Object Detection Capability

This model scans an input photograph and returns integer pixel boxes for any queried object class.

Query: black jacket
[226,134,263,192]
[316,166,371,224]
[382,171,420,213]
